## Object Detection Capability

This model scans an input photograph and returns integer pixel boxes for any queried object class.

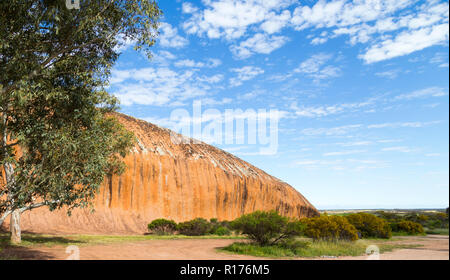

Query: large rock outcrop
[6,113,318,234]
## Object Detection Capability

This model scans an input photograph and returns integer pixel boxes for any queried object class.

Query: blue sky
[109,0,449,209]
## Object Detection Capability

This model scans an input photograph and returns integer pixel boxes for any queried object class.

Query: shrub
[375,211,401,221]
[303,215,359,241]
[390,220,424,235]
[147,219,177,235]
[278,239,311,251]
[177,218,212,236]
[213,226,232,236]
[231,211,305,246]
[346,213,392,239]
[208,218,221,235]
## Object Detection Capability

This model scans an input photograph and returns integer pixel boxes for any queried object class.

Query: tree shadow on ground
[0,245,56,260]
[0,232,86,260]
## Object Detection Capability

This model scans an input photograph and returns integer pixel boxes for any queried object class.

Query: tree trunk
[10,209,21,244]
[0,210,12,228]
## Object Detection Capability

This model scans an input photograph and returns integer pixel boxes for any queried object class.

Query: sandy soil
[1,235,448,260]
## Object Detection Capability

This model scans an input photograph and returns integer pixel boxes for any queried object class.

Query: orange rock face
[9,113,319,234]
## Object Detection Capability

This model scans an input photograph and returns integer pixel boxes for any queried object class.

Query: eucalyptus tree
[0,0,161,243]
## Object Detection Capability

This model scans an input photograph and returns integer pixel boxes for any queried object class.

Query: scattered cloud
[301,124,363,136]
[260,10,291,34]
[183,0,295,40]
[174,58,222,68]
[323,150,367,156]
[367,120,442,129]
[394,87,448,101]
[425,153,441,157]
[229,66,264,87]
[294,53,341,82]
[338,141,373,147]
[110,67,216,106]
[230,33,289,59]
[430,52,449,67]
[360,23,449,63]
[291,99,374,118]
[182,2,198,14]
[375,69,401,79]
[381,146,414,153]
[291,0,449,63]
[159,23,189,48]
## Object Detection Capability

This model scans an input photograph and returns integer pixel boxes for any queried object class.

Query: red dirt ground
[1,235,448,260]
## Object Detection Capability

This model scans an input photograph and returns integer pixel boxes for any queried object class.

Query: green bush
[346,213,392,239]
[147,219,177,235]
[177,218,212,236]
[231,211,305,246]
[390,220,424,235]
[303,215,359,241]
[375,211,401,221]
[278,239,311,251]
[213,226,232,236]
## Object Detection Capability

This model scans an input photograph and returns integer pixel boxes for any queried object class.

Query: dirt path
[2,235,448,260]
[336,235,449,260]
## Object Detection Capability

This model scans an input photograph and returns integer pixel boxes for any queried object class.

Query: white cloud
[381,146,414,153]
[110,67,214,106]
[159,23,189,48]
[301,124,363,136]
[290,0,449,63]
[230,33,289,59]
[181,1,448,62]
[338,141,373,147]
[183,0,295,40]
[394,87,447,100]
[260,10,291,34]
[294,53,341,82]
[174,58,222,68]
[182,2,198,14]
[367,120,442,129]
[229,66,264,87]
[375,69,401,79]
[294,158,389,171]
[196,74,224,84]
[301,120,443,137]
[323,150,366,156]
[114,34,137,52]
[199,97,233,106]
[290,97,375,118]
[150,50,177,66]
[360,23,449,63]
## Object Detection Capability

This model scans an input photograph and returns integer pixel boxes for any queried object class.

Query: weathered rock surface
[5,113,318,234]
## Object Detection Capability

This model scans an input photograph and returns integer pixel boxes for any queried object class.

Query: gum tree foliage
[0,0,161,243]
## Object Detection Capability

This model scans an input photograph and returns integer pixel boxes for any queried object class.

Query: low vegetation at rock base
[345,213,392,239]
[390,221,425,235]
[147,219,178,235]
[177,218,212,236]
[230,211,305,246]
[303,215,359,241]
[220,239,422,258]
[143,209,447,258]
[375,210,447,235]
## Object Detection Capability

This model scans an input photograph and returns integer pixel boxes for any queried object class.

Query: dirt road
[1,235,448,260]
